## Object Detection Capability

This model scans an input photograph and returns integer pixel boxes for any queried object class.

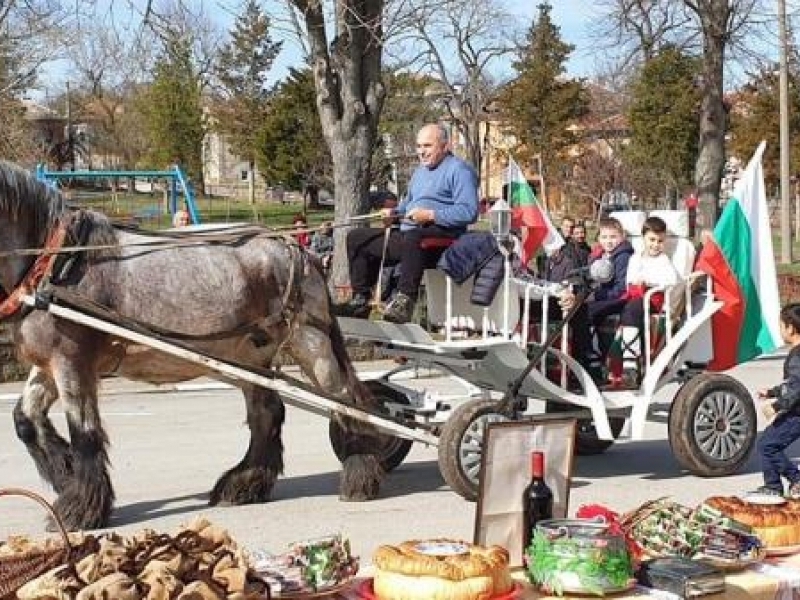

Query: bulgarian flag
[696,141,782,371]
[506,157,564,266]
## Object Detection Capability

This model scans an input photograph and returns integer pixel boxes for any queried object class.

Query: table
[337,553,800,599]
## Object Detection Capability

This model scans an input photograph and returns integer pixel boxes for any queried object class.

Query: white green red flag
[506,157,563,265]
[696,141,782,370]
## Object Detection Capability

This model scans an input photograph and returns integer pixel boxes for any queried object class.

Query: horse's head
[0,162,66,302]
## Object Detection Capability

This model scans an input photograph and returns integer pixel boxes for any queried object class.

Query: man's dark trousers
[346,225,459,299]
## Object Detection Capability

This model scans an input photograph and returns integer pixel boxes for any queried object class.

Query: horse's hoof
[339,454,382,502]
[52,486,113,531]
[210,466,277,506]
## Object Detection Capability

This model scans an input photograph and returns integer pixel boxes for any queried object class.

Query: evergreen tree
[729,65,800,192]
[213,0,282,202]
[140,37,205,187]
[255,68,331,196]
[497,2,589,193]
[626,45,701,206]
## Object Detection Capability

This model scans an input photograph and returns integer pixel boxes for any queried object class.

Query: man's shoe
[751,485,783,497]
[333,294,371,319]
[383,292,416,324]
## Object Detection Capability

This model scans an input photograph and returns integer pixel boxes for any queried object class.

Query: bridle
[0,221,68,321]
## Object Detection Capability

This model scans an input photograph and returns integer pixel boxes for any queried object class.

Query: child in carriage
[606,215,678,388]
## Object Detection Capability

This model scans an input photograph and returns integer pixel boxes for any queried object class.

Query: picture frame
[473,416,577,567]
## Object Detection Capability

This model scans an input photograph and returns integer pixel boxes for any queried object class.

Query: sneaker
[333,293,371,319]
[751,485,783,497]
[383,292,416,324]
[787,480,800,500]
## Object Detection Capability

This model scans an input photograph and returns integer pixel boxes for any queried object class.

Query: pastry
[704,496,800,548]
[372,539,512,600]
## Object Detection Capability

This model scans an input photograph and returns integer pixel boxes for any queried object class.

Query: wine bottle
[522,451,554,555]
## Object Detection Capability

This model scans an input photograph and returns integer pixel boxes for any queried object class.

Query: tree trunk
[693,3,728,231]
[299,0,386,297]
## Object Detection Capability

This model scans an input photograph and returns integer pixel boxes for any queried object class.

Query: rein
[0,213,382,260]
[0,221,68,320]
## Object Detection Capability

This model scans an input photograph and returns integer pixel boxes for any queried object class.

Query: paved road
[1,357,798,565]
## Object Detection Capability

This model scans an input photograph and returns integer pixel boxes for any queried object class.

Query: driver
[336,123,479,323]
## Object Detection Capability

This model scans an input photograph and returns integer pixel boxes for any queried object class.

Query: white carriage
[336,209,756,501]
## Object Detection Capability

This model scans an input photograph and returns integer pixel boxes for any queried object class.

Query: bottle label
[414,542,470,556]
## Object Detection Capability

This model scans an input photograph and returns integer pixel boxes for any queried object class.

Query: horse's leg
[209,384,285,506]
[50,367,114,530]
[288,323,384,501]
[12,366,73,493]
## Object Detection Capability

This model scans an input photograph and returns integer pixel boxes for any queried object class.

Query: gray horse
[0,162,384,530]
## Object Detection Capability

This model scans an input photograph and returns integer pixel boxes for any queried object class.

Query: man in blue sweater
[338,123,479,323]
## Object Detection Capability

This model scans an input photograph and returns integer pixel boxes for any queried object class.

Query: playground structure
[35,164,201,226]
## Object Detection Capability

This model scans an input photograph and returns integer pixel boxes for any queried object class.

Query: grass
[72,191,336,230]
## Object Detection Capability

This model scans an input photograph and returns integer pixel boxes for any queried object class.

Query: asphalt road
[1,356,797,565]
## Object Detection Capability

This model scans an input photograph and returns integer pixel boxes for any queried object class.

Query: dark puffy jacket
[592,240,634,301]
[544,241,587,285]
[437,232,504,307]
[769,345,800,414]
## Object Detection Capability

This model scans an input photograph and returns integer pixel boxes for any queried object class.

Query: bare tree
[390,0,516,174]
[284,0,386,292]
[591,0,769,227]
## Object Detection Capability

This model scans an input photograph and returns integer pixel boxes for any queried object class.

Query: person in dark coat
[755,303,800,498]
[586,217,634,325]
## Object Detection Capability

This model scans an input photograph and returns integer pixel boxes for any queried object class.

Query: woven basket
[0,488,74,599]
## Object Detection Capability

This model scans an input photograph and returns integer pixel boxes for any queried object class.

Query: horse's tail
[327,303,374,408]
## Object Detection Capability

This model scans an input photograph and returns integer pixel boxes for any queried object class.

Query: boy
[755,303,800,498]
[587,217,634,326]
[606,216,678,387]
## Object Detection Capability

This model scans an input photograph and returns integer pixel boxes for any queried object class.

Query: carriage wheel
[544,401,626,455]
[438,399,511,502]
[329,380,414,473]
[668,373,756,477]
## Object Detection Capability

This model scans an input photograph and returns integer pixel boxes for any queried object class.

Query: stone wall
[0,325,27,382]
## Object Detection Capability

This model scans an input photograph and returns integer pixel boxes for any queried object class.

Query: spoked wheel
[545,401,626,455]
[329,380,414,473]
[438,399,511,501]
[668,373,757,477]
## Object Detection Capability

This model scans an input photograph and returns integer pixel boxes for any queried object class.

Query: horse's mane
[0,162,119,259]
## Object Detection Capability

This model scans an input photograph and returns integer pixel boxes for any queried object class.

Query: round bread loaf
[704,496,800,547]
[373,539,512,600]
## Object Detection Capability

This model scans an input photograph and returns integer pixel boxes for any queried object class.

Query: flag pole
[535,154,548,212]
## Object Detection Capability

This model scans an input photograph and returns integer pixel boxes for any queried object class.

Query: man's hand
[760,400,778,423]
[558,288,576,313]
[406,208,435,225]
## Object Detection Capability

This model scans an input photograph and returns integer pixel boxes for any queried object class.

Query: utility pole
[779,0,793,263]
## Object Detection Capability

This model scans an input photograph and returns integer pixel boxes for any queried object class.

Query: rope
[0,212,384,260]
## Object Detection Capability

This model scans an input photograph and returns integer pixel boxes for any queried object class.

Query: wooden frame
[473,416,577,567]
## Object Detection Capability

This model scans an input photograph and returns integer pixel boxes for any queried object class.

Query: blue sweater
[397,153,479,232]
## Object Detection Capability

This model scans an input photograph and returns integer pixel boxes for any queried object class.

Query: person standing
[337,123,479,323]
[755,303,800,498]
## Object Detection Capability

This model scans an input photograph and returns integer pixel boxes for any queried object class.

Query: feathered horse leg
[13,366,73,493]
[209,383,285,505]
[289,316,384,501]
[50,365,114,530]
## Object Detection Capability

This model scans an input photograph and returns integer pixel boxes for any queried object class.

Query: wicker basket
[0,488,75,599]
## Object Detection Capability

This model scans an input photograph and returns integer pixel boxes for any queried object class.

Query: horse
[0,162,386,530]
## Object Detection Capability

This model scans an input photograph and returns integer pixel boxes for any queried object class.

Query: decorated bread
[704,496,800,548]
[373,539,513,600]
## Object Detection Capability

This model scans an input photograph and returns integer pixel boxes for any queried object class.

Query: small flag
[506,157,564,266]
[696,141,782,370]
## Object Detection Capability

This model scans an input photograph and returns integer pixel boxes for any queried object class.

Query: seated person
[293,213,310,248]
[526,238,594,380]
[571,222,592,259]
[310,221,334,271]
[337,123,479,323]
[606,216,679,387]
[586,217,634,326]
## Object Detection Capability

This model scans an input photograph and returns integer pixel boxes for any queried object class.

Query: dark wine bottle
[522,451,554,556]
